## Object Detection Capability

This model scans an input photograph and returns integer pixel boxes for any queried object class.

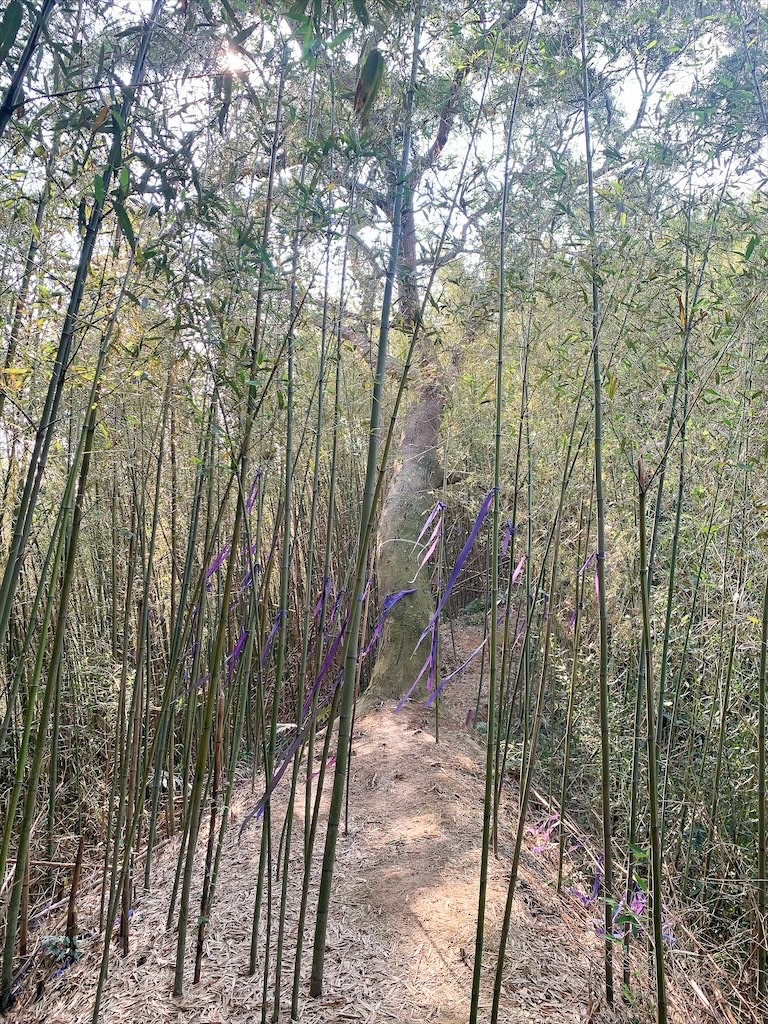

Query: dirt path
[8,628,681,1024]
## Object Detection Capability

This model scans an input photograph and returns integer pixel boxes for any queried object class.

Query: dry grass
[5,627,736,1024]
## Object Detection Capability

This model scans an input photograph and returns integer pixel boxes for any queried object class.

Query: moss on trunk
[369,382,446,702]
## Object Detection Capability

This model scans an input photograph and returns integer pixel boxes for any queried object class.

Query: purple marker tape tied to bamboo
[240,674,343,834]
[302,613,348,721]
[225,629,248,682]
[512,553,526,584]
[416,487,495,653]
[245,471,261,513]
[178,630,247,701]
[241,542,259,592]
[310,755,335,781]
[360,588,416,660]
[427,621,438,693]
[424,635,488,707]
[579,551,597,576]
[411,519,442,581]
[395,647,433,712]
[501,519,514,557]
[327,586,345,636]
[313,576,333,623]
[413,499,444,549]
[261,610,283,668]
[205,540,231,586]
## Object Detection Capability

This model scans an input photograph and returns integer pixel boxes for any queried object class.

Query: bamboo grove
[0,0,767,1021]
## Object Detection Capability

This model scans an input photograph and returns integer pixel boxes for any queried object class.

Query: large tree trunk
[369,188,447,701]
[365,0,529,697]
[369,379,446,699]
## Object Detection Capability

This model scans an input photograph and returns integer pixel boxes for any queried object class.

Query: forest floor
[8,626,716,1024]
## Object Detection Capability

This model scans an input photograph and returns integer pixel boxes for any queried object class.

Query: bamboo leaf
[327,26,353,49]
[0,0,22,64]
[351,0,368,26]
[744,235,759,261]
[114,201,136,251]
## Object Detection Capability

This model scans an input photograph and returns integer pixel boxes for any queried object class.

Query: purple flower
[629,886,648,917]
[529,813,560,853]
[571,887,593,907]
[591,857,603,902]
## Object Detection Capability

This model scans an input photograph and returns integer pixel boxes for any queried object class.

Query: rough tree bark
[367,3,528,701]
[368,187,448,700]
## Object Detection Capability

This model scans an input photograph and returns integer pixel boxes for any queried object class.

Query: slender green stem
[580,0,614,999]
[637,460,667,1024]
[309,4,422,996]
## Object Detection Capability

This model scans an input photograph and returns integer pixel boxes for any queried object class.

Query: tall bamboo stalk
[757,573,768,1000]
[580,0,614,999]
[309,3,422,996]
[637,459,667,1024]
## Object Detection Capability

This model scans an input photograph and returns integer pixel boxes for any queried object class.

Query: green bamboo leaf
[114,201,136,251]
[0,0,22,64]
[233,24,257,43]
[354,48,384,127]
[328,26,353,50]
[744,235,759,261]
[351,0,369,26]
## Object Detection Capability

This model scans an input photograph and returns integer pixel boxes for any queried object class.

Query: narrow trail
[8,628,694,1024]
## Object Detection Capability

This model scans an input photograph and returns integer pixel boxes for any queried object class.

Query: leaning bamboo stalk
[0,360,104,1008]
[0,0,57,140]
[557,488,592,893]
[291,190,352,1024]
[270,56,319,1017]
[193,691,224,984]
[0,138,58,425]
[0,0,165,675]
